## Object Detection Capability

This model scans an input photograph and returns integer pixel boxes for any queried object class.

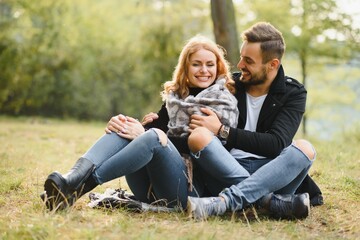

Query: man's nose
[237,59,244,69]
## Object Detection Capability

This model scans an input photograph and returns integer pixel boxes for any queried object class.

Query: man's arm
[227,85,307,158]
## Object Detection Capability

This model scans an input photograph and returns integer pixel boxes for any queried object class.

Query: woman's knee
[188,127,213,153]
[294,139,316,160]
[151,128,168,146]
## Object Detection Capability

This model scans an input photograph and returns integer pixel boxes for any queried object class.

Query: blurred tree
[210,0,240,71]
[0,0,211,120]
[127,0,210,117]
[0,0,76,117]
[287,0,360,135]
[0,1,16,108]
[235,0,360,135]
[3,0,357,131]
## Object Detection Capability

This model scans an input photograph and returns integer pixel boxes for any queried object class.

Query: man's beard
[240,66,267,86]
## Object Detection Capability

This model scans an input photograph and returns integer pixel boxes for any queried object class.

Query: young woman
[41,35,238,211]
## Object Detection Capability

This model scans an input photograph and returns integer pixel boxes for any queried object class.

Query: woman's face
[187,48,217,88]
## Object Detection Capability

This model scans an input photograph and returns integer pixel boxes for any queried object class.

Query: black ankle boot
[42,157,97,211]
[259,193,310,219]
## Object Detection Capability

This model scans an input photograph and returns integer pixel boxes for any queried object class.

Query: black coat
[227,66,306,158]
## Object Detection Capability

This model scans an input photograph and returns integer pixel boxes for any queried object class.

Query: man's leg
[187,127,250,219]
[188,127,250,193]
[222,140,315,211]
[275,139,316,194]
[187,135,316,219]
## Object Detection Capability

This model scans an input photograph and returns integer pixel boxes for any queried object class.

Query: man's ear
[269,58,280,70]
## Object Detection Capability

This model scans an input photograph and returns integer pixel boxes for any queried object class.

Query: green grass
[0,117,359,239]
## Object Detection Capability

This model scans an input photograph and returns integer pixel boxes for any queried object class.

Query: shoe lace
[202,197,224,215]
[272,196,292,216]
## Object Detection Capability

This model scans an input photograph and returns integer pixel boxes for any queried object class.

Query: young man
[186,22,316,220]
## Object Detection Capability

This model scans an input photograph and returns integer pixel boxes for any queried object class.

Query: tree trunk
[210,0,239,71]
[300,52,307,136]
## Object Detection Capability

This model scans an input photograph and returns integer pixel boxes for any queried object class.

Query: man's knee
[188,127,213,153]
[294,139,316,160]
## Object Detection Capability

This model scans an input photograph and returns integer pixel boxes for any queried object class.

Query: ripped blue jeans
[82,129,192,208]
[191,137,315,211]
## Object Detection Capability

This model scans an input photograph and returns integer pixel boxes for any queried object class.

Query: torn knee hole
[295,139,316,160]
[153,129,168,146]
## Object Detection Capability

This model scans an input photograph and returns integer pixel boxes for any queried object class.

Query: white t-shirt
[230,93,267,159]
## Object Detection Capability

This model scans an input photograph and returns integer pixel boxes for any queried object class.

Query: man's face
[237,41,268,86]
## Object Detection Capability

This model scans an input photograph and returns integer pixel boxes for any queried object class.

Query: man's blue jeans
[191,137,315,211]
[82,129,193,208]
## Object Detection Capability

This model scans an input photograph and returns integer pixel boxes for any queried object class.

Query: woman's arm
[142,103,169,132]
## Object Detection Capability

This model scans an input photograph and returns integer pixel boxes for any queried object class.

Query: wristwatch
[218,125,230,140]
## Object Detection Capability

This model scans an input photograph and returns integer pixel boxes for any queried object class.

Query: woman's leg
[125,167,155,204]
[96,129,190,209]
[43,132,131,210]
[82,132,131,166]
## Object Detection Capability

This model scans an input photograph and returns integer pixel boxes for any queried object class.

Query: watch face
[220,126,229,138]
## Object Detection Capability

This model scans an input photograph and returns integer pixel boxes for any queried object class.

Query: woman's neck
[188,87,204,96]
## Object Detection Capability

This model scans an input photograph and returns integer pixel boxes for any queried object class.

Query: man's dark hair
[242,22,286,63]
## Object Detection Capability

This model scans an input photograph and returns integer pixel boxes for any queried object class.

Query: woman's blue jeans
[191,137,315,211]
[82,129,192,209]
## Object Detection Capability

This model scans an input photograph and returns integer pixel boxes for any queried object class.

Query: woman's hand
[117,116,145,140]
[105,114,145,140]
[105,114,127,133]
[189,108,222,134]
[141,112,159,126]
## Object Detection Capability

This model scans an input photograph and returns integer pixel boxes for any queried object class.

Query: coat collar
[268,65,286,94]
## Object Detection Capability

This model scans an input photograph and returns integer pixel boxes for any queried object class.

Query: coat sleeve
[143,103,169,133]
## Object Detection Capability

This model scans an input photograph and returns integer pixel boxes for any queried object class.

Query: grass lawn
[0,117,359,239]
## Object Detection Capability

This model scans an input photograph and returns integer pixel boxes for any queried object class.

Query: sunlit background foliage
[0,0,359,140]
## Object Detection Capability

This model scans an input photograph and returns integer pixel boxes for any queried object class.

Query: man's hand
[141,112,159,126]
[189,108,222,134]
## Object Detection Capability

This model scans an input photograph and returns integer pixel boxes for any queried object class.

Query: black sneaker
[269,192,310,219]
[187,196,226,220]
